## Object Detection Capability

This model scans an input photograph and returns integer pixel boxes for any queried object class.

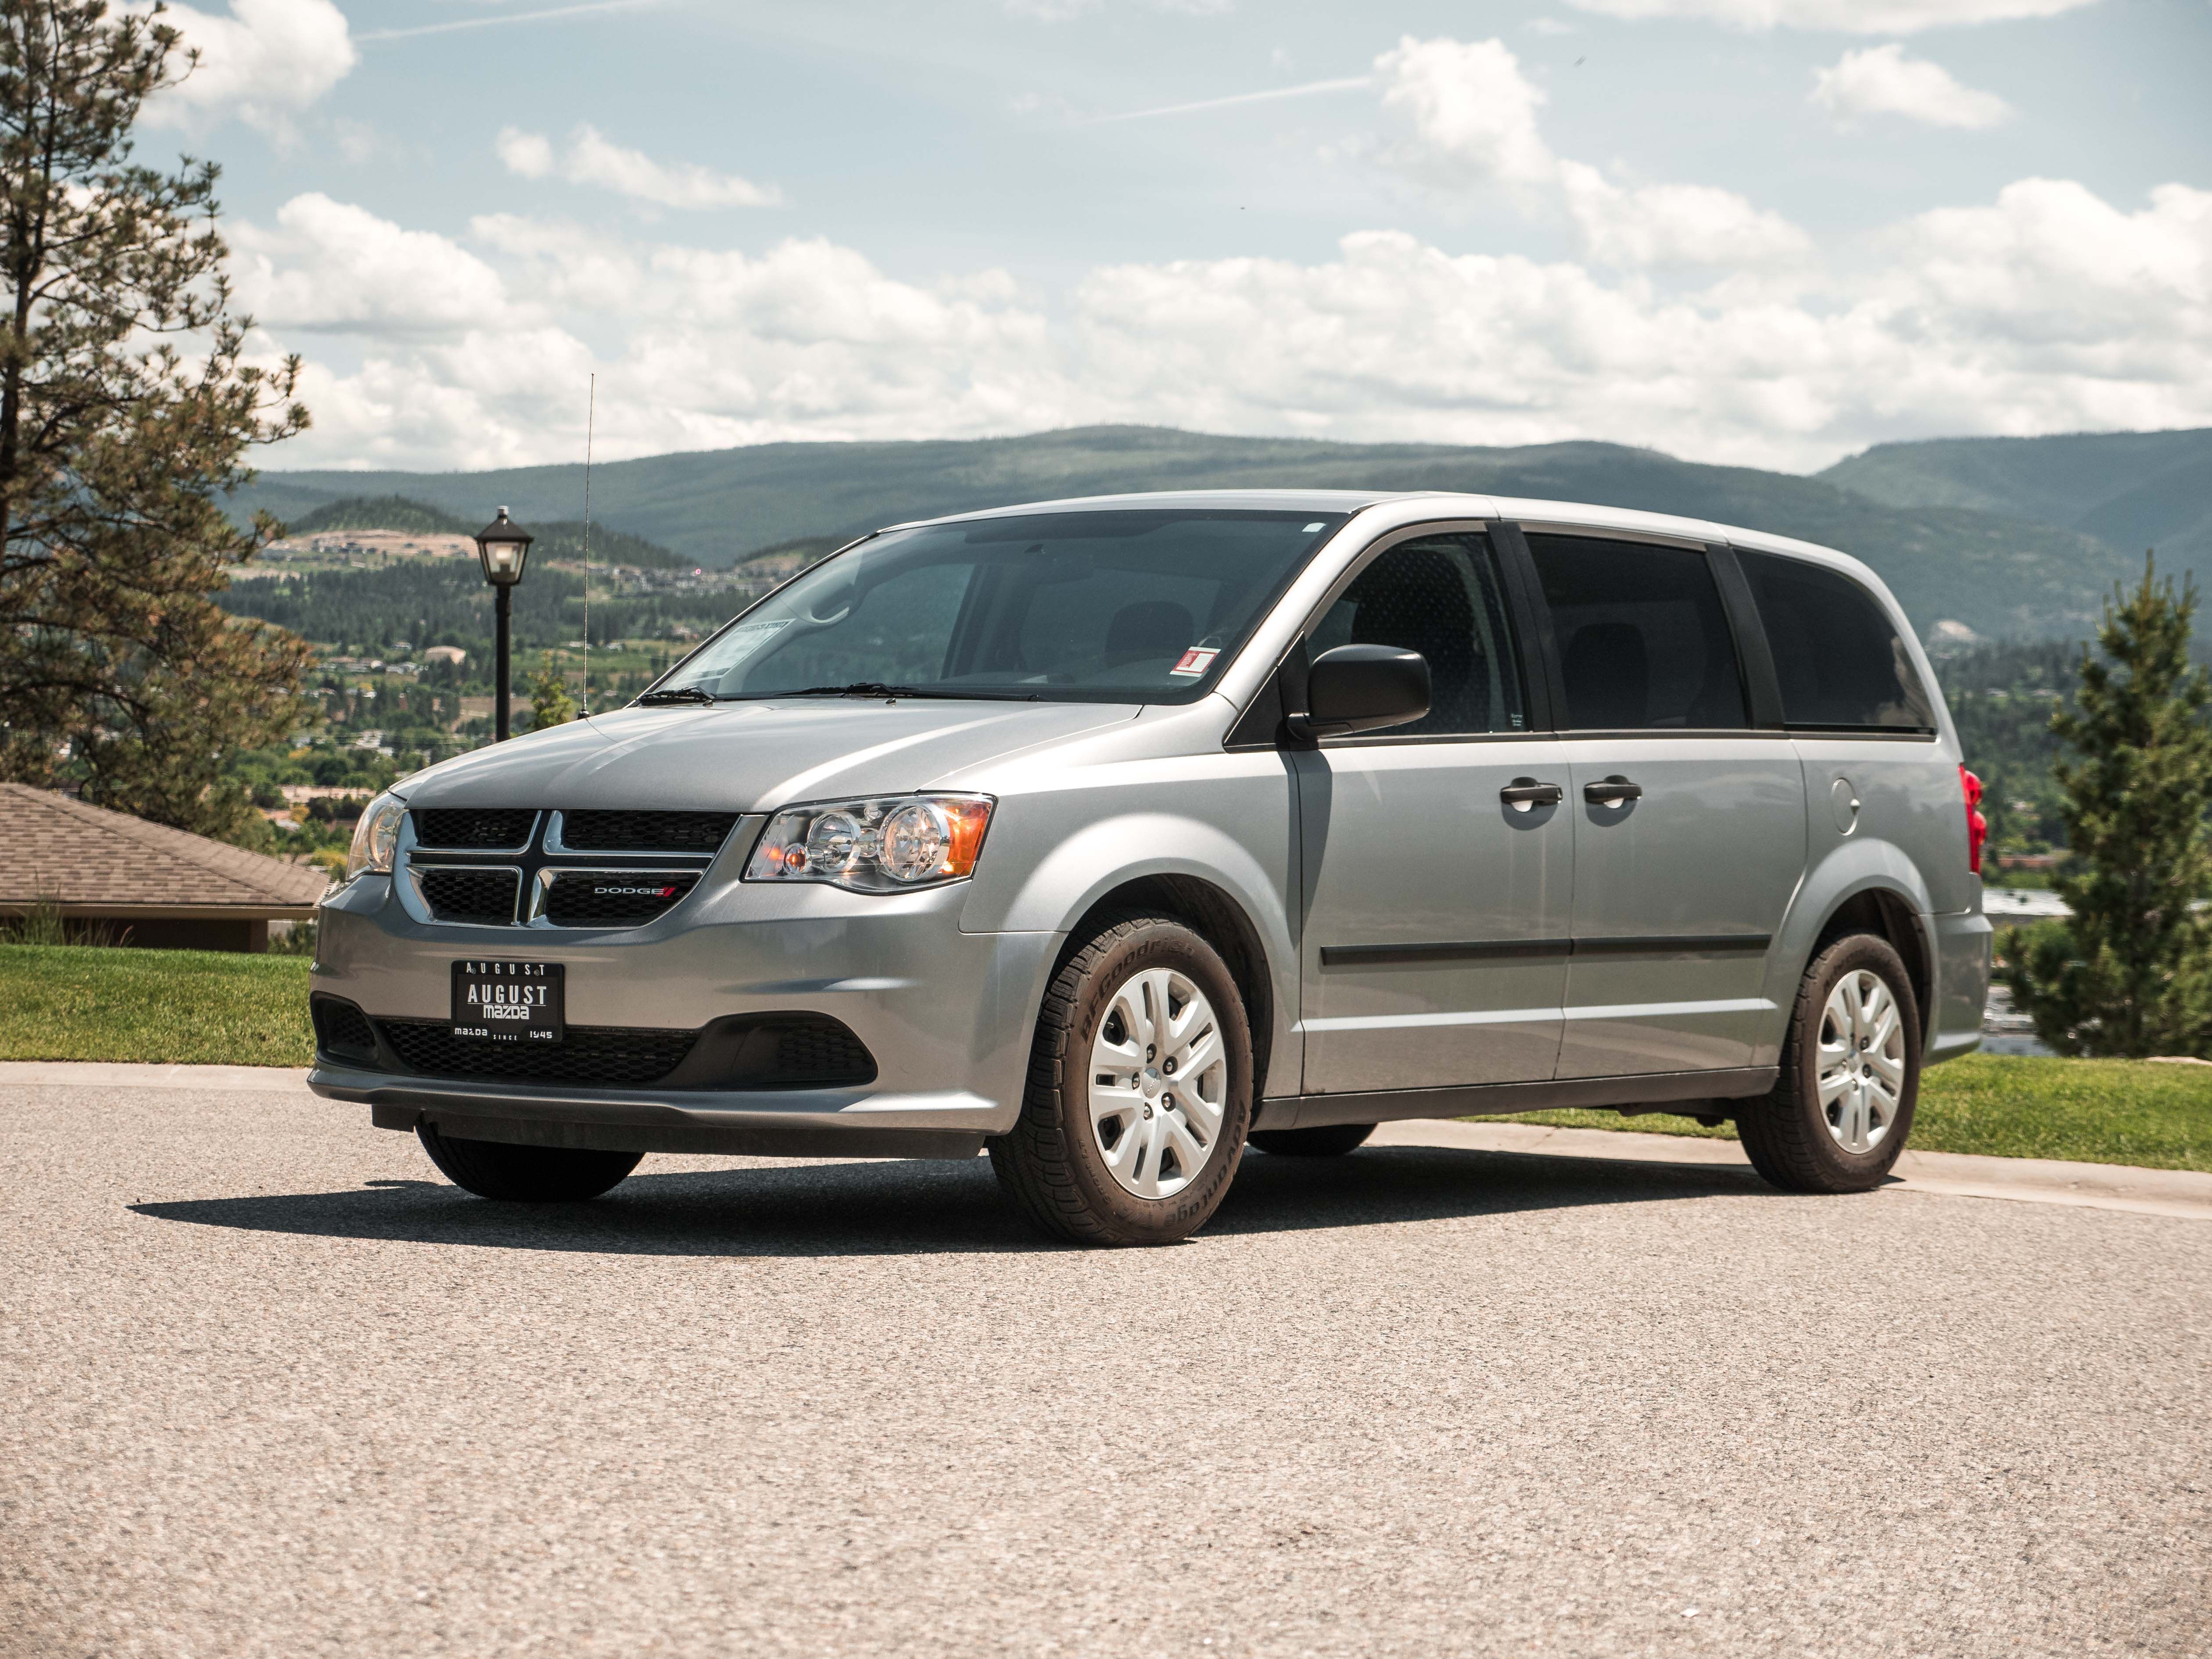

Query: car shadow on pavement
[130,1144,1772,1258]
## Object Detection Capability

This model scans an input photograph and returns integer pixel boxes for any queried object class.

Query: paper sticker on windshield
[1170,647,1219,677]
[713,618,791,661]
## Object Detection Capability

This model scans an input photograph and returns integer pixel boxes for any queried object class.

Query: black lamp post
[473,507,534,742]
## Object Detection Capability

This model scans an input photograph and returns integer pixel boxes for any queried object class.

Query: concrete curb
[5,1061,2207,1220]
[0,1061,311,1092]
[1369,1120,2212,1222]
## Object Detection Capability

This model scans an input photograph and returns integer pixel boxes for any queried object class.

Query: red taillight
[1960,765,1987,875]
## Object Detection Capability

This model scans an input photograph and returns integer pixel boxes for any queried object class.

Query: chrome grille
[413,808,535,849]
[557,810,738,854]
[417,866,520,925]
[541,870,699,928]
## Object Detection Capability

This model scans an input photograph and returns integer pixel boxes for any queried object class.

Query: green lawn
[1507,1054,2212,1173]
[3,944,2208,1173]
[0,944,312,1066]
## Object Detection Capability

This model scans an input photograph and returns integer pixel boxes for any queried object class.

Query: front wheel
[416,1123,643,1202]
[989,914,1253,1246]
[1739,932,1921,1194]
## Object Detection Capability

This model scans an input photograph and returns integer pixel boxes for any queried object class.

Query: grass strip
[1502,1053,2212,1173]
[0,943,312,1066]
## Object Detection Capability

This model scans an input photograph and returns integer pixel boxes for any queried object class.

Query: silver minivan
[309,491,1992,1244]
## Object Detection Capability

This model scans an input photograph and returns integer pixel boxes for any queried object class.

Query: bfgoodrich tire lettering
[989,914,1253,1246]
[1740,932,1921,1195]
[416,1122,642,1201]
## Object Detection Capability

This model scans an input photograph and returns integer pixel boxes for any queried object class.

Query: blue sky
[151,0,2212,473]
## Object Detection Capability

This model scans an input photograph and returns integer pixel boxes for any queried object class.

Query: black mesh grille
[377,1021,699,1086]
[558,810,738,853]
[418,866,520,925]
[311,997,377,1063]
[756,1018,876,1086]
[542,871,699,928]
[414,808,535,849]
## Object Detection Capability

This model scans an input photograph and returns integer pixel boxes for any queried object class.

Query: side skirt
[1255,1066,1778,1132]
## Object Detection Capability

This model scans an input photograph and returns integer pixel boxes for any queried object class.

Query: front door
[1298,529,1574,1094]
[1523,531,1808,1078]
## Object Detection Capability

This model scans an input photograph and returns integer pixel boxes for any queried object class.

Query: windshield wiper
[787,682,944,699]
[635,686,718,706]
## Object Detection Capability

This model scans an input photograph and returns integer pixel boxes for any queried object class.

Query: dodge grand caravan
[309,491,1992,1245]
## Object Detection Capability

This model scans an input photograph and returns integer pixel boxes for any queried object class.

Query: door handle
[1500,779,1564,811]
[1583,776,1642,806]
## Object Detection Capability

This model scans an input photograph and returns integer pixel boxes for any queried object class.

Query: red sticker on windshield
[1170,647,1219,677]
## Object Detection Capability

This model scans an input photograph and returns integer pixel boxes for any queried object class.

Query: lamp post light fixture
[473,506,534,742]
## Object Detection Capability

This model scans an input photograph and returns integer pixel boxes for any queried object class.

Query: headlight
[344,792,406,881]
[745,794,994,893]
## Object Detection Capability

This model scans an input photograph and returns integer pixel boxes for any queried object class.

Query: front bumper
[308,867,1061,1157]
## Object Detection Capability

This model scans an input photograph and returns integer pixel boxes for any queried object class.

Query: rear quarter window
[1738,549,1936,733]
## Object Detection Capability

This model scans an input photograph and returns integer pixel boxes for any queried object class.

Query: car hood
[398,699,1137,813]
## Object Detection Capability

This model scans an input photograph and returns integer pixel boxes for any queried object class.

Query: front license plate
[450,960,564,1043]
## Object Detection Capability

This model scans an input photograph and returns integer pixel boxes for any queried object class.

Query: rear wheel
[416,1123,642,1202]
[1740,932,1920,1194]
[989,914,1252,1246]
[1249,1122,1375,1157]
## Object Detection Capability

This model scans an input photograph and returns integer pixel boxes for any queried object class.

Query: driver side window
[1310,533,1527,737]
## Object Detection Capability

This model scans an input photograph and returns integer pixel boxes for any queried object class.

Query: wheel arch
[1773,841,1940,1060]
[1810,887,1931,1033]
[1058,874,1280,1103]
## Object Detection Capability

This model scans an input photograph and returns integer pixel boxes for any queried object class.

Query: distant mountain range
[1818,428,2212,592]
[234,424,2212,641]
[272,493,690,570]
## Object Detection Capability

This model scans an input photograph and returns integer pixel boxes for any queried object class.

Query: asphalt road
[5,1081,2208,1659]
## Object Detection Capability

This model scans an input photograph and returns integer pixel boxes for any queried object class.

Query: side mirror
[1290,644,1430,740]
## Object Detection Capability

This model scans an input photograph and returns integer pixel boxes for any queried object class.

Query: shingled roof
[0,785,330,917]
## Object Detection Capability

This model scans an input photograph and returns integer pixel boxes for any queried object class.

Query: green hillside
[270,493,687,570]
[288,494,472,535]
[233,426,2138,639]
[1821,428,2212,588]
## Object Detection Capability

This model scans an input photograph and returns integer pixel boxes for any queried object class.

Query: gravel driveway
[4,1079,2207,1658]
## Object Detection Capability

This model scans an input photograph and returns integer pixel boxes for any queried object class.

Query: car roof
[886,488,1400,528]
[884,487,1855,573]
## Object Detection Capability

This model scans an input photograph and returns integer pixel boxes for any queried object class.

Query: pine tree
[0,1,312,844]
[528,669,576,731]
[2007,555,2212,1055]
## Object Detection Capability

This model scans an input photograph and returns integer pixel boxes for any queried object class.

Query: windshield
[644,508,1348,704]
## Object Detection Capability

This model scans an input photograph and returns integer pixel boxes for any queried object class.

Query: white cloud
[1560,0,2095,31]
[496,125,781,210]
[242,172,2212,477]
[138,0,355,134]
[1558,164,1813,264]
[495,128,555,180]
[1377,36,1555,187]
[1812,44,2011,128]
[232,194,513,337]
[1372,36,1807,268]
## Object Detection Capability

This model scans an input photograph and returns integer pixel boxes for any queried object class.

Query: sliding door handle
[1583,776,1643,806]
[1500,779,1564,810]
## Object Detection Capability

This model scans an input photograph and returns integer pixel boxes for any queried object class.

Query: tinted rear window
[1738,550,1936,732]
[1526,535,1749,731]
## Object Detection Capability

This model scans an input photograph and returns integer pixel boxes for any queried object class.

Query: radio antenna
[580,373,595,718]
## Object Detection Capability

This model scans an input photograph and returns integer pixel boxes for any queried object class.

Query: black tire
[989,914,1253,1246]
[1740,932,1921,1195]
[416,1122,642,1202]
[1249,1122,1375,1157]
